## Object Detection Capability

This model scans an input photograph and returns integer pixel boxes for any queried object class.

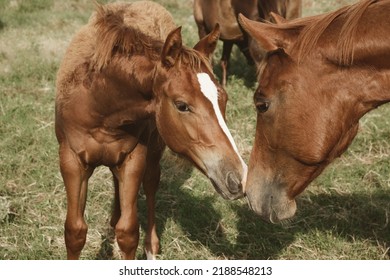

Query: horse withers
[55,1,247,259]
[193,0,302,86]
[239,0,390,223]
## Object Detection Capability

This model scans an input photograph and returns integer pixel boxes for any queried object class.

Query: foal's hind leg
[59,144,93,259]
[143,134,165,260]
[110,142,148,260]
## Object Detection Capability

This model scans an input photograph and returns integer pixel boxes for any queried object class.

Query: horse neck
[349,67,390,116]
[315,64,390,128]
[96,55,157,120]
[362,69,390,106]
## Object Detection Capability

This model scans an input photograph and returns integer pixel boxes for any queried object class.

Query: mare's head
[153,25,247,200]
[238,0,383,222]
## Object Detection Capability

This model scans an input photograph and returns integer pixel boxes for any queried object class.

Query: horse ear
[161,26,183,68]
[193,24,220,60]
[270,12,287,24]
[238,14,295,52]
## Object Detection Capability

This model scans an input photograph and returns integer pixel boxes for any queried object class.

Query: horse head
[238,1,388,222]
[153,25,247,200]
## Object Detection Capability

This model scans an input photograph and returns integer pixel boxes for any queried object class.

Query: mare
[238,0,390,223]
[193,0,302,86]
[55,1,247,259]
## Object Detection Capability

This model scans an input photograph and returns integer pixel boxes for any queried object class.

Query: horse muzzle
[246,181,297,223]
[208,166,245,200]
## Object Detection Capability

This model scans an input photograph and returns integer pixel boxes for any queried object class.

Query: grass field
[0,0,389,260]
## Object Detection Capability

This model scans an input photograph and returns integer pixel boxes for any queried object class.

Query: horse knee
[64,219,88,258]
[115,220,140,259]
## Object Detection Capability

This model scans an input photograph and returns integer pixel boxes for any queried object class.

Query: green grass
[0,0,389,260]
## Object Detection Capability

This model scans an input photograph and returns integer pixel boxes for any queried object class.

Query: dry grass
[0,0,389,260]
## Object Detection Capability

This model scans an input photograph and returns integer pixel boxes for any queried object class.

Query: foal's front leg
[110,143,148,260]
[59,144,94,259]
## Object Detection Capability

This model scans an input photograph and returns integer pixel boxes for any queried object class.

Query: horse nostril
[226,172,242,194]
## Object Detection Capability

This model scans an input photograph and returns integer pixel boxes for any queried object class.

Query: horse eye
[175,101,190,112]
[255,101,270,113]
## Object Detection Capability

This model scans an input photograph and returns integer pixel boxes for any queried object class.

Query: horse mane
[91,2,211,73]
[290,0,378,65]
[91,2,162,70]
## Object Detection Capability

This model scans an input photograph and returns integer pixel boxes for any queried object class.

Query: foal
[239,0,390,223]
[55,1,246,259]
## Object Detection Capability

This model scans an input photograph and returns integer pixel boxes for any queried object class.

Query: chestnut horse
[239,0,390,223]
[55,1,247,259]
[193,0,302,86]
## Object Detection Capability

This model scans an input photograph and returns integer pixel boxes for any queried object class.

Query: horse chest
[77,124,148,167]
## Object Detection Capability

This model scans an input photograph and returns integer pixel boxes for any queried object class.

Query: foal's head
[153,26,247,200]
[238,1,382,222]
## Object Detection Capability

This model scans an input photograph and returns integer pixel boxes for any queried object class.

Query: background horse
[239,0,390,223]
[55,1,246,259]
[258,0,302,22]
[193,0,302,86]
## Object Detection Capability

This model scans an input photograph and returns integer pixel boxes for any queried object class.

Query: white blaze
[196,73,248,188]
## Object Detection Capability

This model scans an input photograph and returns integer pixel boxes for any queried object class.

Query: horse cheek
[154,104,183,153]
